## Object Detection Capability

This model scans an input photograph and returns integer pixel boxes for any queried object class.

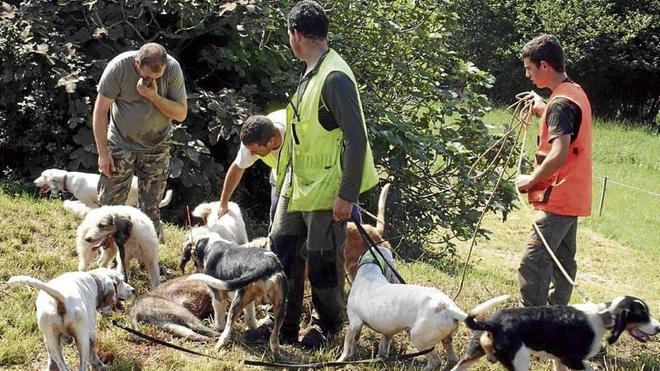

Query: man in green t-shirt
[92,43,187,240]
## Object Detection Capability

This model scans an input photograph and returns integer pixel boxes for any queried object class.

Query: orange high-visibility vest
[530,82,593,216]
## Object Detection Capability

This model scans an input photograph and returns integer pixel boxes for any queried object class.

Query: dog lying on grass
[34,168,173,217]
[451,296,660,371]
[337,246,508,371]
[184,234,287,356]
[129,275,219,342]
[9,268,134,371]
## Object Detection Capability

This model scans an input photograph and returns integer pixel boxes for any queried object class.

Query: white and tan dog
[77,205,160,288]
[34,168,173,216]
[338,246,508,371]
[8,268,134,371]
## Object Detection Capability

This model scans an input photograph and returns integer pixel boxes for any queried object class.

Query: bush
[0,0,516,253]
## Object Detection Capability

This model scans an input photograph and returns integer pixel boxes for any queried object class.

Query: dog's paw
[101,305,113,317]
[214,320,227,331]
[215,335,231,351]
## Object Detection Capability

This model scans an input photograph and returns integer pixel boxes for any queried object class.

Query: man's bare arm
[93,95,115,178]
[516,134,570,192]
[218,163,246,216]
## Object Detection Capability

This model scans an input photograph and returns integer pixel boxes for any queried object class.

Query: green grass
[1,116,659,370]
[484,108,660,251]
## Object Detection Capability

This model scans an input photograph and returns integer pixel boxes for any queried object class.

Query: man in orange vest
[516,34,593,307]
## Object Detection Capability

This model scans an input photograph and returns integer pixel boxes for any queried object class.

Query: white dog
[9,268,134,371]
[191,201,249,245]
[77,205,160,288]
[337,246,508,371]
[34,168,173,216]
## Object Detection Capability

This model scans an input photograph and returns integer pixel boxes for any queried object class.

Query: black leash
[114,319,431,368]
[351,214,407,284]
[243,347,434,369]
[112,320,223,360]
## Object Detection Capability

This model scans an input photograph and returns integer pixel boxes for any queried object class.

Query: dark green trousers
[518,210,578,306]
[269,195,346,338]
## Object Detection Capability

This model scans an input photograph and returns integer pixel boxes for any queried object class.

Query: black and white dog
[182,234,287,356]
[451,296,660,371]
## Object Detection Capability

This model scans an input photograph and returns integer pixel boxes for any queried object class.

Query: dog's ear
[179,241,193,273]
[194,237,210,257]
[113,214,132,247]
[99,214,114,228]
[192,237,209,270]
[608,308,629,344]
[91,272,116,316]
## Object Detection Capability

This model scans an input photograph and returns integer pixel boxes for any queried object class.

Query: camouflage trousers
[518,210,578,307]
[269,195,347,338]
[97,142,170,239]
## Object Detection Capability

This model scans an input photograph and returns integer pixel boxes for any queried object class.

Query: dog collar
[62,173,68,193]
[95,277,105,310]
[357,250,388,276]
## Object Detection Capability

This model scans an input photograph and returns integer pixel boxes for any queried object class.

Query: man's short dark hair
[522,34,565,73]
[135,43,167,71]
[240,115,275,146]
[288,0,328,39]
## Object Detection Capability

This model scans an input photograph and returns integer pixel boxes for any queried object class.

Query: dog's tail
[158,189,174,208]
[187,273,232,290]
[187,266,278,291]
[8,275,67,313]
[376,183,390,236]
[464,295,510,331]
[63,200,91,218]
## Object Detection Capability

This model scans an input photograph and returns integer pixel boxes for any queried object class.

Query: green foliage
[330,0,516,251]
[0,0,295,223]
[450,0,660,125]
[0,0,516,251]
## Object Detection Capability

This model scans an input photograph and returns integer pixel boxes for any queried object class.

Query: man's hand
[98,151,115,179]
[516,174,534,193]
[333,197,352,221]
[137,77,158,100]
[218,203,229,218]
[525,90,546,117]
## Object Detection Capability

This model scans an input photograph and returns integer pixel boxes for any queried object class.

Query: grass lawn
[0,113,658,370]
[483,108,660,252]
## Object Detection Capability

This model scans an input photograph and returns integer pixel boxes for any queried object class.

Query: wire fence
[595,175,660,216]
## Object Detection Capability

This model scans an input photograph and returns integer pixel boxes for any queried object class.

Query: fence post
[598,176,608,217]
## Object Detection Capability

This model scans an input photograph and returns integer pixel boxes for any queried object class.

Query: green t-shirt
[97,51,187,151]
